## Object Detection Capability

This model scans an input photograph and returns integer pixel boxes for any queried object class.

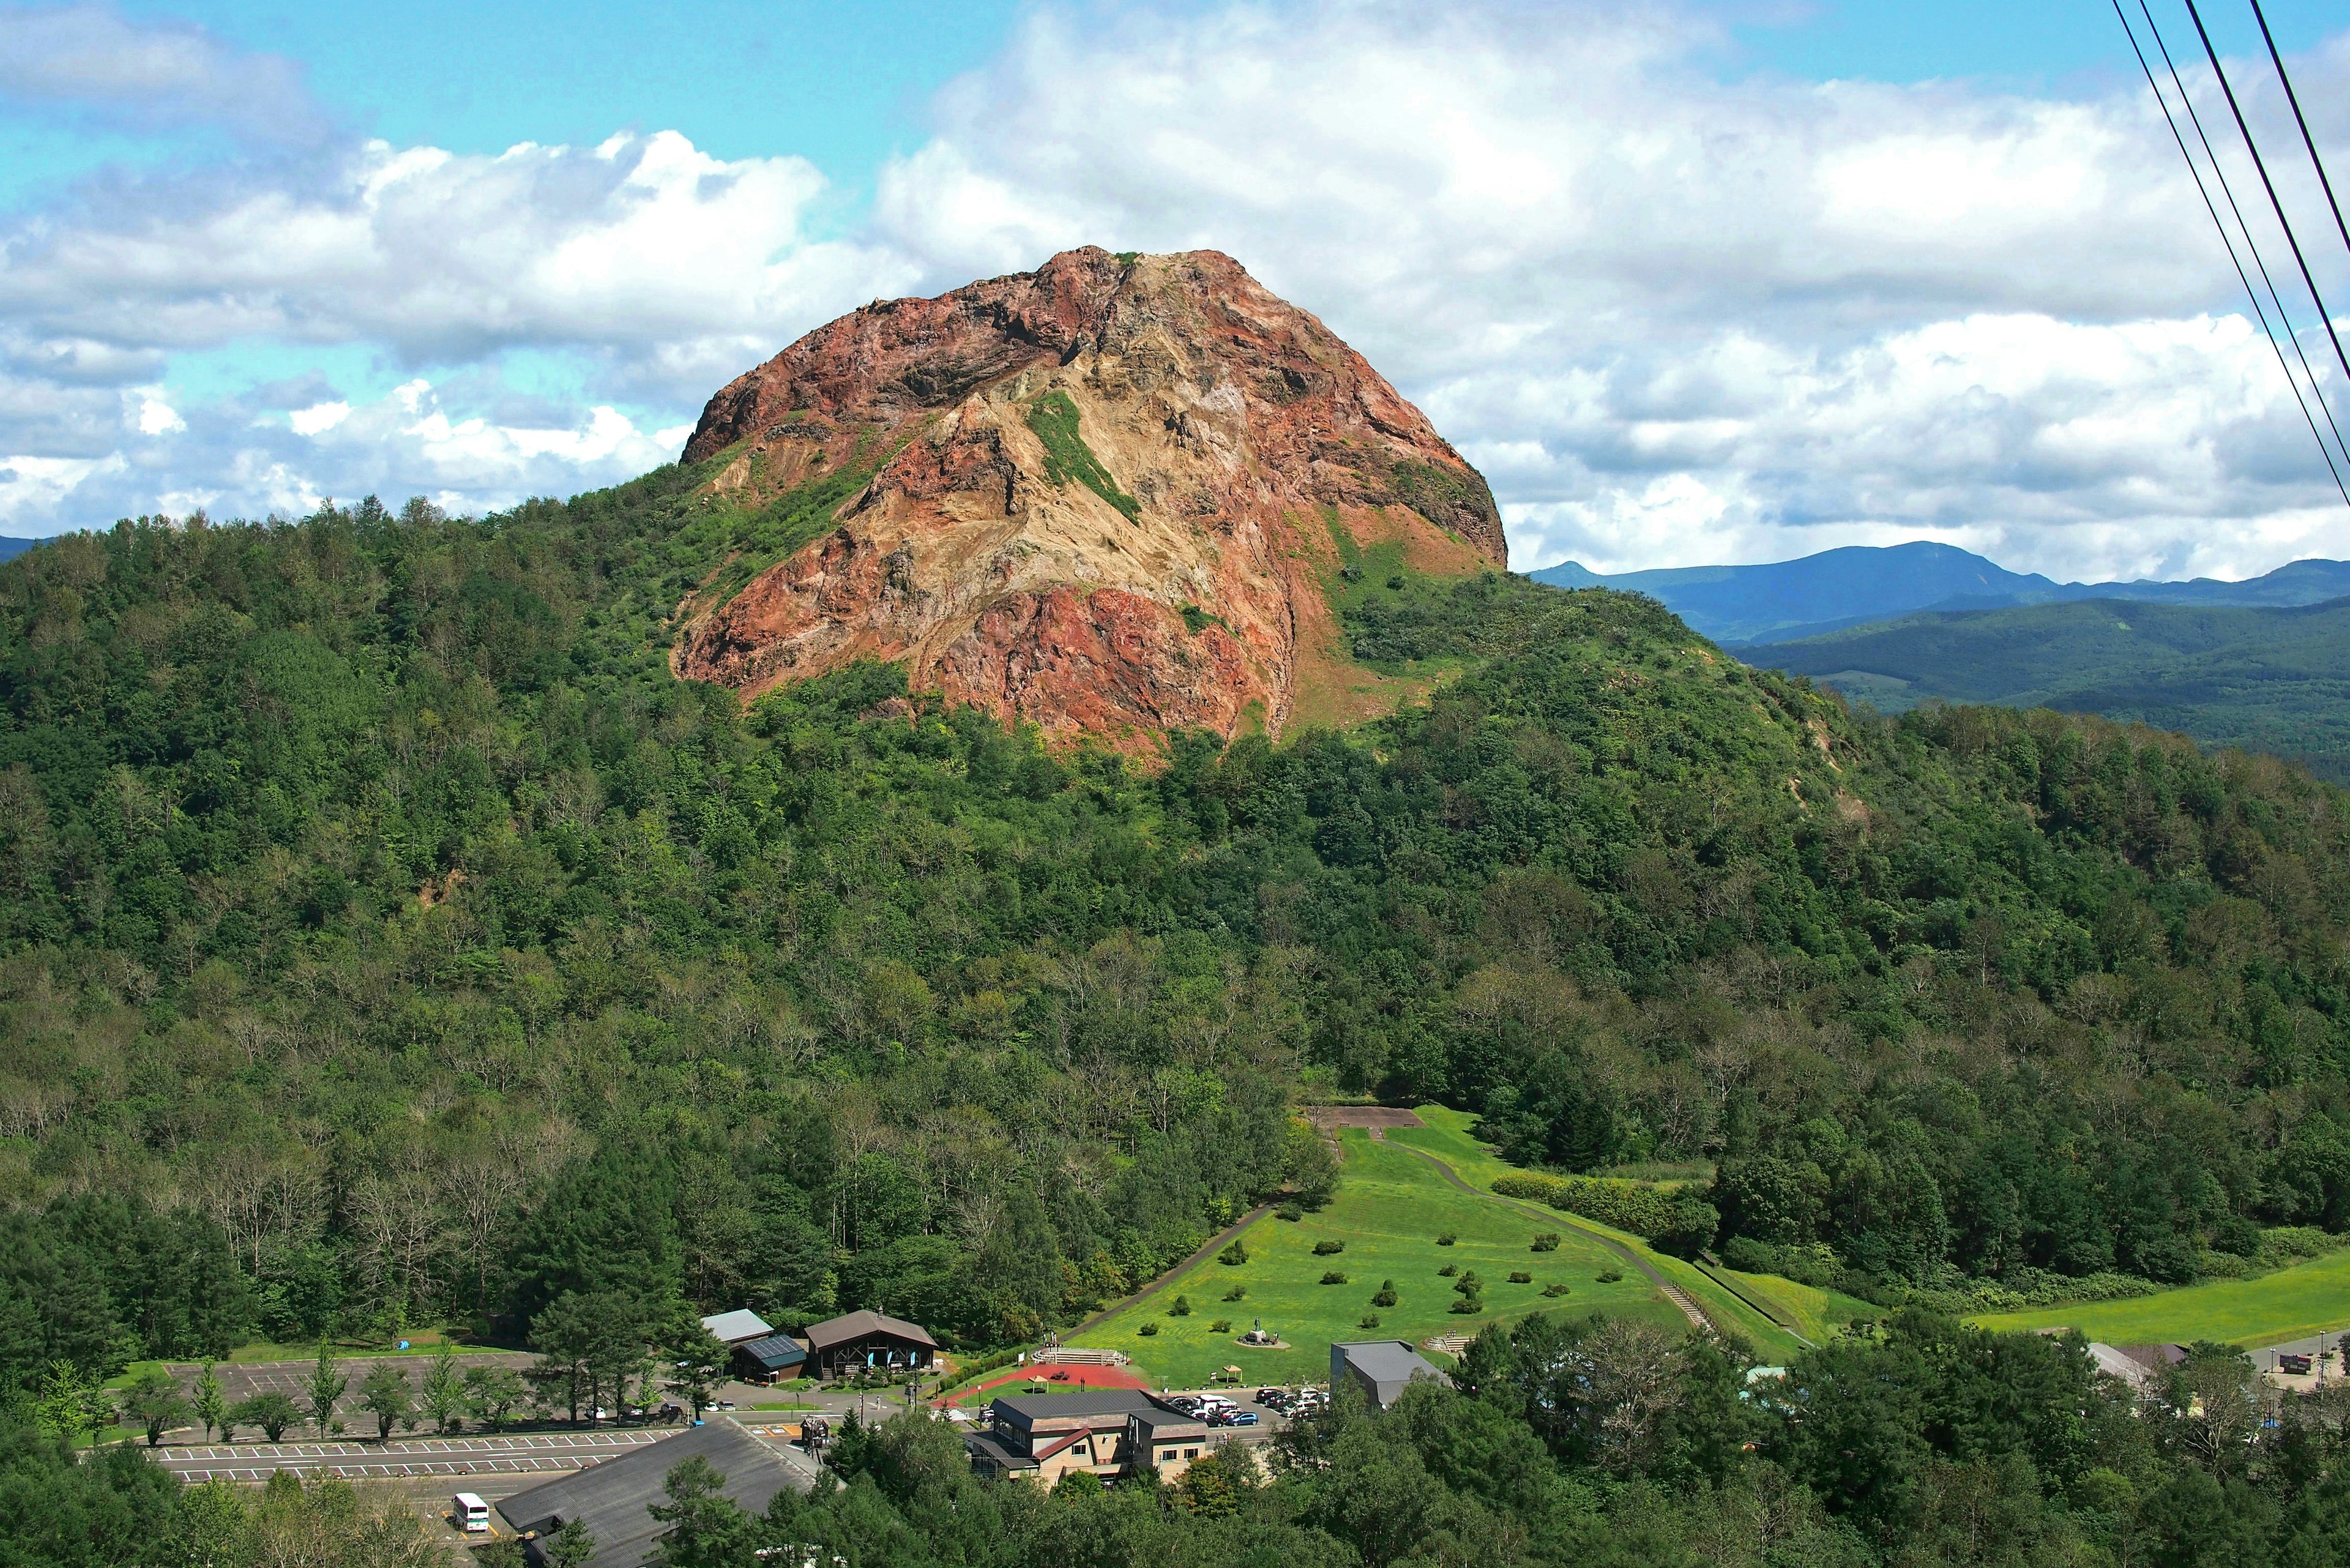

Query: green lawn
[1067,1129,1690,1389]
[1969,1247,2350,1346]
[1389,1108,1811,1360]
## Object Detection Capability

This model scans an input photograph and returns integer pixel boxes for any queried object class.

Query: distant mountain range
[0,540,45,564]
[1742,595,2350,783]
[1529,542,2350,645]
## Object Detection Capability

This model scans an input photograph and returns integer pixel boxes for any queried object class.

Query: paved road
[153,1427,676,1483]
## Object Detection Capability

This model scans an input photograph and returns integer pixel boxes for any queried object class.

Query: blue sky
[4,0,2350,578]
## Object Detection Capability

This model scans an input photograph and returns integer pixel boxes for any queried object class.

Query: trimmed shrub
[1437,1263,1457,1278]
[1138,1322,1160,1337]
[1531,1233,1560,1252]
[1223,1285,1247,1302]
[1169,1296,1193,1316]
[1371,1281,1398,1307]
[1436,1233,1457,1246]
[1508,1271,1533,1284]
[1277,1204,1304,1222]
[1597,1267,1624,1283]
[1210,1320,1232,1334]
[1313,1239,1345,1256]
[1320,1271,1349,1285]
[1218,1240,1248,1266]
[1358,1313,1381,1329]
[1449,1296,1483,1315]
[1542,1283,1571,1298]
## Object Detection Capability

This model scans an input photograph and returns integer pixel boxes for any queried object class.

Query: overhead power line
[2248,0,2350,269]
[2114,0,2350,504]
[2185,0,2350,391]
[2138,1,2350,483]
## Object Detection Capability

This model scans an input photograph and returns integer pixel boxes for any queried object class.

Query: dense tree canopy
[0,460,2344,1384]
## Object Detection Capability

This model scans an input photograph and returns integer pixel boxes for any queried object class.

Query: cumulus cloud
[2,129,909,379]
[0,2,327,144]
[4,0,2350,581]
[0,375,692,533]
[871,0,2350,577]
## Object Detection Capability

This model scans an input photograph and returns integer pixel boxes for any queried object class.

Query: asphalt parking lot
[152,1427,673,1483]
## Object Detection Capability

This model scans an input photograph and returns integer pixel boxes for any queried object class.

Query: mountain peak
[671,248,1502,745]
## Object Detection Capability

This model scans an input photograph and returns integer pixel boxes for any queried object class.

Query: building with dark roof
[494,1419,817,1567]
[803,1310,938,1379]
[1332,1340,1449,1409]
[732,1333,809,1383]
[967,1389,1209,1485]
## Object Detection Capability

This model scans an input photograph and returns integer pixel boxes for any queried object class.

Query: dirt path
[1392,1146,1714,1334]
[1061,1204,1273,1341]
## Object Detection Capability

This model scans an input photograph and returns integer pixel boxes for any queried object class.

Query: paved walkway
[1391,1145,1715,1334]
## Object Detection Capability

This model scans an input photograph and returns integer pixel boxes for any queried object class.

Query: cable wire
[2248,0,2350,268]
[2187,0,2350,391]
[2140,0,2350,482]
[2117,0,2350,502]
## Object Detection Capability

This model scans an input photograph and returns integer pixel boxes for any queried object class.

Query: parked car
[2280,1354,2313,1375]
[1225,1411,1260,1426]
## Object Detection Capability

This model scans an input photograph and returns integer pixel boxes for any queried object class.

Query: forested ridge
[4,455,2350,1563]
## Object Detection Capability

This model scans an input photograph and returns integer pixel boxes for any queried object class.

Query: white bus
[452,1493,490,1534]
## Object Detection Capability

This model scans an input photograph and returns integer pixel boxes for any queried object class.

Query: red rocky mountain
[672,247,1504,746]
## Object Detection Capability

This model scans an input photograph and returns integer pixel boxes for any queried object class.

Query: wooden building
[802,1309,938,1379]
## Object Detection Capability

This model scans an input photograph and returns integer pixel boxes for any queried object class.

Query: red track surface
[945,1364,1152,1405]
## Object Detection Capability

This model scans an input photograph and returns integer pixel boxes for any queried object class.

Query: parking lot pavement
[152,1427,676,1483]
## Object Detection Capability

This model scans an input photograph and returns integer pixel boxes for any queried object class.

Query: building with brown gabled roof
[802,1309,938,1379]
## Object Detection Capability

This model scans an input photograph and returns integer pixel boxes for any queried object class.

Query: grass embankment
[1064,1129,1688,1389]
[1969,1247,2350,1346]
[1389,1109,1851,1360]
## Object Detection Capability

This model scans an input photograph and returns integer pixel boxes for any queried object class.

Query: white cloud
[287,400,348,436]
[1,129,908,382]
[4,0,2350,583]
[133,392,182,435]
[869,0,2350,580]
[0,2,327,143]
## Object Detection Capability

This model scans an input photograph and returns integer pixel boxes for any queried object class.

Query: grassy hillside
[1065,1129,1687,1387]
[1744,595,2350,780]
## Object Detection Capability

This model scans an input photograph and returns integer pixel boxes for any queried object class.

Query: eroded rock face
[673,247,1503,746]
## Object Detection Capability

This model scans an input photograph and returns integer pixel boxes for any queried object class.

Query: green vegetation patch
[703,431,896,606]
[1026,391,1140,522]
[1968,1245,2350,1346]
[1067,1130,1679,1388]
[1745,595,2350,783]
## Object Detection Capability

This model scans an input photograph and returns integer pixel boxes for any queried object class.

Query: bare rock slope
[673,247,1504,745]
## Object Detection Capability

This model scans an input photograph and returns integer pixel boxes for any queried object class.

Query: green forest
[4,452,2350,1564]
[1744,595,2350,783]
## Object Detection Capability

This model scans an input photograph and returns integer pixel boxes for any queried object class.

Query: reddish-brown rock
[673,247,1503,747]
